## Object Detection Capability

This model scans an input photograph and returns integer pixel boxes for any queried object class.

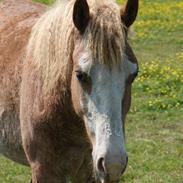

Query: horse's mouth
[100,180,119,183]
[95,173,120,183]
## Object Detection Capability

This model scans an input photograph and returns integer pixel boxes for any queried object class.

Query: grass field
[0,0,183,183]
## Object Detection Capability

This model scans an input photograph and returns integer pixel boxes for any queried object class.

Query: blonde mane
[27,0,125,92]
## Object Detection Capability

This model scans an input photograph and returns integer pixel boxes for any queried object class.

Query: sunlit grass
[132,55,183,112]
[34,0,54,5]
[0,0,183,183]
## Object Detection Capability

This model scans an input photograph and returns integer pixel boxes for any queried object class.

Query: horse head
[71,0,139,182]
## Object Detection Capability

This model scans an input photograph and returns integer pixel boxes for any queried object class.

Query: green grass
[34,0,54,5]
[1,0,183,182]
[0,157,30,183]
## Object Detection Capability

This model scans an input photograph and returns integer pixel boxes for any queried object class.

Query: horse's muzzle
[95,153,128,183]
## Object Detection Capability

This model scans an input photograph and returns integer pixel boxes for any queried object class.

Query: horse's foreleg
[30,163,66,183]
[21,129,67,183]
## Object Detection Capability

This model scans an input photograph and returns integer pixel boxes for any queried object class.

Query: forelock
[83,1,126,69]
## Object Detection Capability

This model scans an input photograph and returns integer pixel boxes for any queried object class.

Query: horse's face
[71,0,138,182]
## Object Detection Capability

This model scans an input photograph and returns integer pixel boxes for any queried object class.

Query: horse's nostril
[97,157,105,173]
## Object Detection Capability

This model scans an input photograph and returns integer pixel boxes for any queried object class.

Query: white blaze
[79,52,137,170]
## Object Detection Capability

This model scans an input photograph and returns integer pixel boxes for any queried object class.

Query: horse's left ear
[121,0,139,27]
[73,0,90,34]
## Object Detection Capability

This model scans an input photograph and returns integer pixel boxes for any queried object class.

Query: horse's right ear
[121,0,139,28]
[73,0,90,34]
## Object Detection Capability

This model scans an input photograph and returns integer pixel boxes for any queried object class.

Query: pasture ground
[0,0,183,182]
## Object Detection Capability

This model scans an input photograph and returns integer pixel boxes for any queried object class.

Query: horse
[0,0,139,182]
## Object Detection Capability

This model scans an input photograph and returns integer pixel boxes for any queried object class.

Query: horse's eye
[76,71,88,83]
